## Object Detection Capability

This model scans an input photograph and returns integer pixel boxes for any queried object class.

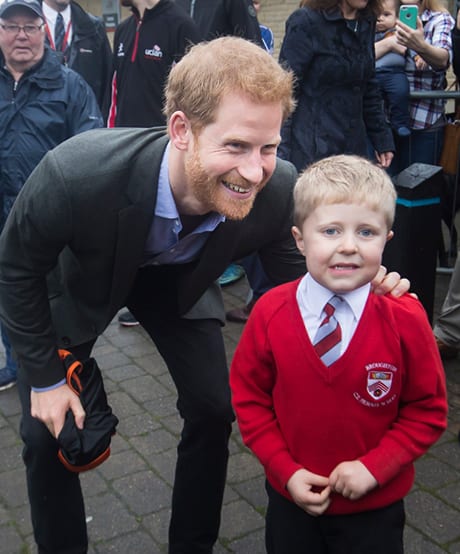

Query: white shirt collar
[303,273,370,321]
[42,2,71,26]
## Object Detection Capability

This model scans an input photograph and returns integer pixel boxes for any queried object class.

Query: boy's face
[376,0,398,32]
[292,203,393,294]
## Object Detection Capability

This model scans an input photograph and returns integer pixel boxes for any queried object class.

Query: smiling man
[0,36,408,554]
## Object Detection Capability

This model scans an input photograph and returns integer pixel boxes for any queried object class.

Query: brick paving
[0,273,459,553]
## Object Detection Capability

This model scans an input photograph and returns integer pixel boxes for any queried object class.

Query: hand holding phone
[399,5,418,30]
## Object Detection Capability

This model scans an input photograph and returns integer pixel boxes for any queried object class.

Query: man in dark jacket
[176,0,262,45]
[41,0,112,111]
[0,0,103,391]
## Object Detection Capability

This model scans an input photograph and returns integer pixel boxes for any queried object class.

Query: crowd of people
[0,0,458,552]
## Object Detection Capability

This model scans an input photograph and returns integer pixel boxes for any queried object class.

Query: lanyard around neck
[45,17,72,52]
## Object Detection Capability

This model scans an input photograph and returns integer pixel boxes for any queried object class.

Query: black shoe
[118,310,139,327]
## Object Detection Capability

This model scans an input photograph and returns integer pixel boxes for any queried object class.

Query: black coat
[175,0,262,45]
[278,7,395,172]
[452,26,460,79]
[43,1,112,111]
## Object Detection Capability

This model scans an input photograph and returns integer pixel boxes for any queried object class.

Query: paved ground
[0,271,459,554]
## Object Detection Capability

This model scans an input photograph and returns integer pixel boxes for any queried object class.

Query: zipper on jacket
[131,18,142,63]
[12,80,18,102]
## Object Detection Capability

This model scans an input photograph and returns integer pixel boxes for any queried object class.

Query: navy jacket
[0,47,103,231]
[278,7,395,171]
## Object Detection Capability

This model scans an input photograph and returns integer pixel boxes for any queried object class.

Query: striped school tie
[313,296,342,366]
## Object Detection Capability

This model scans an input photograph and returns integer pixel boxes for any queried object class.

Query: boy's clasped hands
[286,462,378,516]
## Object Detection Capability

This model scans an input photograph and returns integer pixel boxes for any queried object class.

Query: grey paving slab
[406,489,460,544]
[114,470,172,515]
[219,499,265,541]
[232,476,267,511]
[404,525,448,554]
[85,492,139,542]
[227,529,266,554]
[92,530,163,554]
[142,507,170,546]
[1,523,25,554]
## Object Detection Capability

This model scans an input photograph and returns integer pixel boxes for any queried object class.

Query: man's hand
[329,460,378,500]
[286,468,331,516]
[31,384,85,438]
[375,151,394,168]
[371,265,410,297]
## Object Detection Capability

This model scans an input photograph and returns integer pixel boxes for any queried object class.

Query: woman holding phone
[277,0,395,172]
[392,0,454,171]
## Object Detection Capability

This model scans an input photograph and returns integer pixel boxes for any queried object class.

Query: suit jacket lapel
[109,134,168,310]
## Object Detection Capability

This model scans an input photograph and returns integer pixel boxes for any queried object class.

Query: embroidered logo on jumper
[117,42,124,57]
[145,44,163,59]
[353,363,397,408]
[366,370,393,399]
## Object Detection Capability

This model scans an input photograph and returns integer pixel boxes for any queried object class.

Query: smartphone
[399,5,418,29]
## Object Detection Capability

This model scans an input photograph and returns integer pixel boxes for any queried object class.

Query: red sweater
[230,279,447,514]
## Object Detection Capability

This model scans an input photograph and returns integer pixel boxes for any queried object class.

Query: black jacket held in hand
[57,350,119,473]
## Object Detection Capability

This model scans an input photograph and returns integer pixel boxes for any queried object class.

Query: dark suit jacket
[0,127,303,387]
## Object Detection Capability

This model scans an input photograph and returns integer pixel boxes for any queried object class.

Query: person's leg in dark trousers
[265,481,327,554]
[322,501,405,554]
[18,341,94,554]
[265,481,405,554]
[128,270,234,554]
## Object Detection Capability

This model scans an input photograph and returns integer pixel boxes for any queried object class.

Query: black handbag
[56,349,119,472]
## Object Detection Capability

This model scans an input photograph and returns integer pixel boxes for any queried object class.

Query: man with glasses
[0,0,103,392]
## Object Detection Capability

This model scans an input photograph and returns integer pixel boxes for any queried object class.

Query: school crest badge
[366,370,393,400]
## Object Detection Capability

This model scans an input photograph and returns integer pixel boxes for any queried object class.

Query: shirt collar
[155,142,225,229]
[305,273,370,320]
[42,2,71,26]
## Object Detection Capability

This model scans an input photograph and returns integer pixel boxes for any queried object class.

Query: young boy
[375,0,411,136]
[230,155,447,554]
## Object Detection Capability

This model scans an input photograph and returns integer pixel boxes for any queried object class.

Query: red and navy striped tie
[313,296,342,366]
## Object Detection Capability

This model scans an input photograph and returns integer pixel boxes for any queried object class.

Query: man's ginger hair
[164,36,295,133]
[293,155,397,230]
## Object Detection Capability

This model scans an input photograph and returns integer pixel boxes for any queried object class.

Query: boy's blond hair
[164,36,295,133]
[293,155,397,229]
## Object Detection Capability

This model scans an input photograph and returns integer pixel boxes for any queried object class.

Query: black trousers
[265,482,405,554]
[19,268,234,554]
[18,341,94,554]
